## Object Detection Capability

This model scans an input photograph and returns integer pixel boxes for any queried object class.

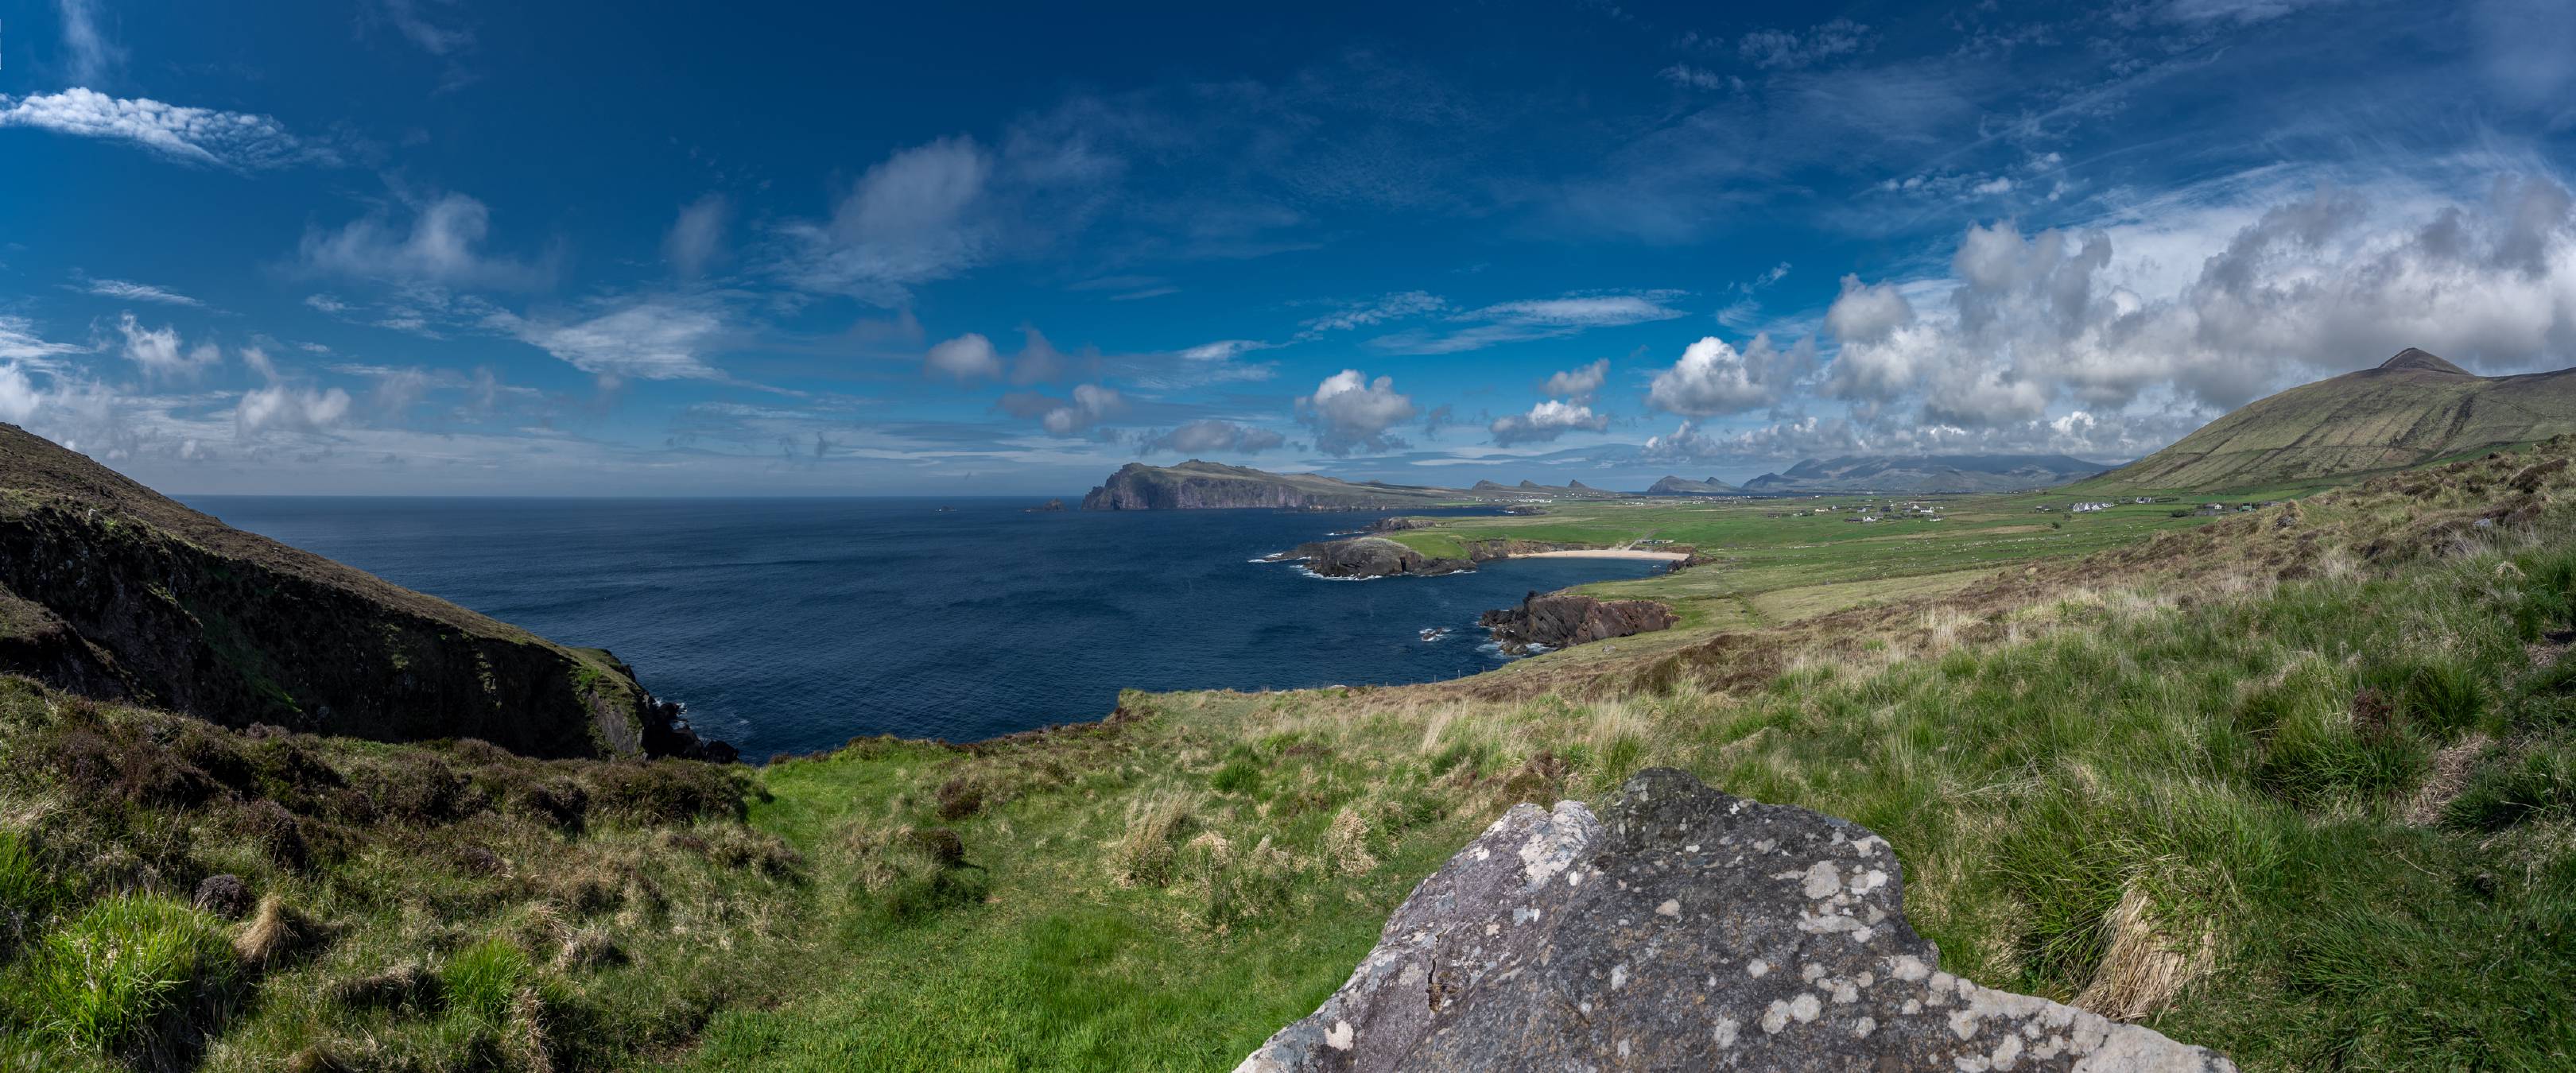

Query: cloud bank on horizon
[2,0,2574,494]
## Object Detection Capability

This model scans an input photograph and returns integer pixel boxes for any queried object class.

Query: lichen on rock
[1236,768,2235,1072]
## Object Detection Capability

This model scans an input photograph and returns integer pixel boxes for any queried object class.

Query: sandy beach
[1513,548,1689,561]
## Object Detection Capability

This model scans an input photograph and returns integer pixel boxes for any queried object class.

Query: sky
[2,0,2574,496]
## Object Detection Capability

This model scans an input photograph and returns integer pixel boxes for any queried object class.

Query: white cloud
[57,0,126,85]
[1040,383,1125,436]
[1490,399,1609,446]
[1646,334,1816,417]
[494,300,724,382]
[1179,339,1273,362]
[1542,358,1609,401]
[1468,294,1687,327]
[664,193,731,278]
[114,313,219,378]
[1139,419,1286,455]
[0,364,41,424]
[781,136,994,304]
[1297,369,1418,455]
[376,0,475,56]
[1371,291,1688,354]
[80,277,202,306]
[1821,174,2576,432]
[305,294,351,315]
[1011,327,1073,385]
[236,383,353,437]
[302,192,548,289]
[1298,291,1448,336]
[925,332,1004,381]
[0,316,85,364]
[1660,65,1736,91]
[1737,18,1874,70]
[0,89,314,169]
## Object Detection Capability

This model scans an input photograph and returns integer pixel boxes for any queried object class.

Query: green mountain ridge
[2085,348,2576,492]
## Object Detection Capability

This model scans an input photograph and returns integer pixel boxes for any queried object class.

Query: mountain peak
[2378,348,2472,375]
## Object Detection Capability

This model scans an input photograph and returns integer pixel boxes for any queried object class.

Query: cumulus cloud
[0,363,41,424]
[924,333,1003,381]
[1297,369,1418,455]
[664,193,731,278]
[493,300,724,382]
[781,136,994,304]
[301,192,549,289]
[1646,334,1816,417]
[1011,327,1074,385]
[236,383,352,437]
[1040,383,1124,436]
[0,89,316,169]
[114,313,219,378]
[1139,418,1286,455]
[1819,174,2576,437]
[1490,400,1609,446]
[1542,358,1610,401]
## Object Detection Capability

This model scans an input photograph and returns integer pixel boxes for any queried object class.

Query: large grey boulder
[1238,769,2233,1072]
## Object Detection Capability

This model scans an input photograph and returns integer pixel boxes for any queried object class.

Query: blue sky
[2,0,2573,494]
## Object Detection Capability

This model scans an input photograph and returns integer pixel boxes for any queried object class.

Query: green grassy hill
[2083,349,2576,493]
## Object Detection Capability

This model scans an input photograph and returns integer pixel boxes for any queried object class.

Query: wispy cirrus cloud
[0,89,324,169]
[75,276,204,307]
[1368,291,1689,354]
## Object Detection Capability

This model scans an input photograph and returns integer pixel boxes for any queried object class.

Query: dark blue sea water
[180,497,1669,757]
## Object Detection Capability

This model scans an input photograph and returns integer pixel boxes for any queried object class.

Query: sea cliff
[0,423,715,759]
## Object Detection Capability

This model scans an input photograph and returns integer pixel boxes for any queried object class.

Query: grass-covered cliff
[0,424,690,759]
[6,437,2574,1070]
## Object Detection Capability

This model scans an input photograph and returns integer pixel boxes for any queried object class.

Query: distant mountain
[1741,455,2109,494]
[1647,475,1740,496]
[2084,349,2576,492]
[1083,460,1469,510]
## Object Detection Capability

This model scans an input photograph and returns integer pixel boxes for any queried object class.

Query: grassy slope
[672,445,2576,1070]
[2080,358,2576,493]
[0,686,804,1071]
[10,446,2575,1069]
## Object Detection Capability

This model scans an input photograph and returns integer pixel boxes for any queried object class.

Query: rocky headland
[1477,590,1679,653]
[0,423,720,759]
[1270,536,1477,579]
[1269,534,1693,581]
[1237,768,2235,1072]
[1083,460,1469,510]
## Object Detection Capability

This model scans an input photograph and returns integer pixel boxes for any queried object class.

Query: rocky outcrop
[0,423,714,760]
[1026,498,1067,512]
[1238,769,2235,1073]
[1478,591,1678,653]
[1273,537,1474,579]
[1366,517,1436,533]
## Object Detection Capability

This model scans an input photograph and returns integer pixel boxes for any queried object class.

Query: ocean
[182,497,1670,757]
